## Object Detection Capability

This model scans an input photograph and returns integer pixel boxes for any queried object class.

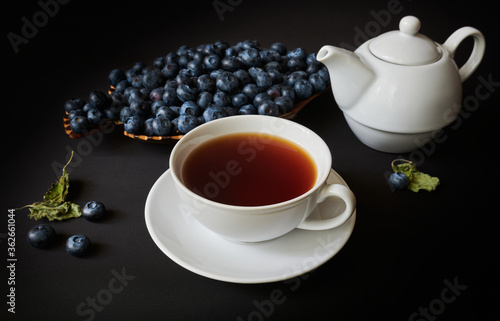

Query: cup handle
[297,184,356,230]
[443,26,485,83]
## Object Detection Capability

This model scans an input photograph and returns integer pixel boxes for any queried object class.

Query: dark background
[2,0,499,320]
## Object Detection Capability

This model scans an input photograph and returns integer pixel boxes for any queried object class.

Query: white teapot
[317,16,485,153]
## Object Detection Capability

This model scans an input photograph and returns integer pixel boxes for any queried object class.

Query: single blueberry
[187,60,205,77]
[257,100,280,116]
[294,79,314,100]
[287,57,307,72]
[389,172,409,190]
[70,116,91,134]
[161,63,179,79]
[306,62,320,75]
[124,115,143,134]
[233,69,251,86]
[197,91,213,109]
[177,84,199,102]
[152,116,173,136]
[255,71,273,88]
[82,201,106,222]
[203,54,221,71]
[165,52,179,65]
[221,56,244,71]
[108,68,126,87]
[306,53,318,65]
[197,74,216,93]
[264,61,282,72]
[239,48,262,67]
[274,96,294,114]
[142,70,164,90]
[270,42,287,55]
[242,83,262,100]
[216,73,239,93]
[177,114,200,134]
[180,101,202,116]
[153,56,166,69]
[27,224,56,248]
[163,86,180,106]
[213,91,231,107]
[232,93,249,108]
[150,88,165,102]
[266,86,281,100]
[130,100,151,117]
[130,74,143,88]
[64,98,86,112]
[87,109,104,127]
[66,234,91,257]
[287,47,308,60]
[120,107,132,123]
[309,73,327,93]
[239,104,257,115]
[203,106,228,122]
[114,80,129,94]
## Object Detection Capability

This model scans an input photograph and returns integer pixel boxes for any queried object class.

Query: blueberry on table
[66,234,91,257]
[389,172,409,190]
[82,201,106,221]
[27,224,56,248]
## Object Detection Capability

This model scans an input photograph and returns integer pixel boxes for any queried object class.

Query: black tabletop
[3,0,499,320]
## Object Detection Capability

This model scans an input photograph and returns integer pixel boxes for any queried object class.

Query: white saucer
[145,169,356,284]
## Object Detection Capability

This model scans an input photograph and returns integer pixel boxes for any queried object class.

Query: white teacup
[170,115,356,243]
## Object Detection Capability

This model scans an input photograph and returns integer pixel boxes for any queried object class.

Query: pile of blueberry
[64,40,330,136]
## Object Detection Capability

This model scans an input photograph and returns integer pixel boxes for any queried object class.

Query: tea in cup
[170,115,356,243]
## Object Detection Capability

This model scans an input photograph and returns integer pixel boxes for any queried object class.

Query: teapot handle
[443,27,485,82]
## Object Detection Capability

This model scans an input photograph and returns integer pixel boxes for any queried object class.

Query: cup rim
[169,115,332,212]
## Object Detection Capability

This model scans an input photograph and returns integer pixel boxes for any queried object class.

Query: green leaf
[392,159,440,192]
[27,201,82,221]
[18,151,82,220]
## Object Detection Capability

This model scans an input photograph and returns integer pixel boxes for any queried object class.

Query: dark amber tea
[181,132,317,206]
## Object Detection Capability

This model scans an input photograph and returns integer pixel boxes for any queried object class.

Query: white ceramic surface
[169,115,356,243]
[317,15,485,153]
[145,169,356,284]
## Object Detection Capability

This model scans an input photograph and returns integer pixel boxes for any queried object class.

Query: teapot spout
[317,45,375,109]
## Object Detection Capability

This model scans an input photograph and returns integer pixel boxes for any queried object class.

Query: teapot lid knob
[400,16,420,36]
[368,15,441,65]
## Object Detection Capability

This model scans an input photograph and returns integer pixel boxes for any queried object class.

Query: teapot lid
[369,16,442,65]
